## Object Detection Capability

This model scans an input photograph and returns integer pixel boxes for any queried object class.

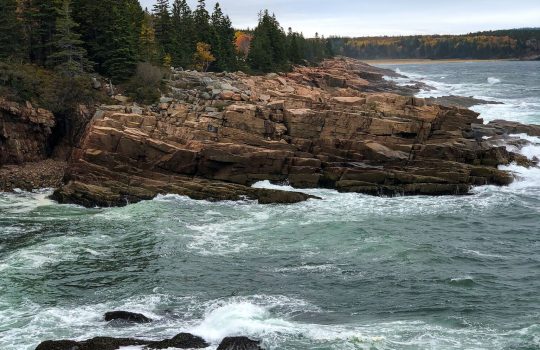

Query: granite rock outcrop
[52,57,527,206]
[0,99,56,165]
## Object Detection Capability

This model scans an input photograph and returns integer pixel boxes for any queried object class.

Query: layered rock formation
[52,57,527,207]
[0,99,55,165]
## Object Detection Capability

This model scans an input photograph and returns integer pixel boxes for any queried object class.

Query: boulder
[35,333,209,350]
[104,311,152,324]
[149,333,209,349]
[217,337,264,350]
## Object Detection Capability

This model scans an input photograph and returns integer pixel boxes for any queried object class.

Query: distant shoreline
[360,58,516,65]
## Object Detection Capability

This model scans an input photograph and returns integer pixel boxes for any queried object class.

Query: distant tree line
[0,0,334,83]
[328,29,540,60]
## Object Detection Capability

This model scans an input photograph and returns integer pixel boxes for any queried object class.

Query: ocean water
[380,61,540,125]
[1,61,540,350]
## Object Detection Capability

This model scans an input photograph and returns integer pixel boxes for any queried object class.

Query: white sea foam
[183,296,526,349]
[462,249,504,259]
[274,263,339,273]
[0,189,55,214]
[488,77,501,85]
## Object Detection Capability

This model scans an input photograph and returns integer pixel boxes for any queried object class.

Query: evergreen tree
[286,27,302,64]
[72,0,142,81]
[248,10,288,72]
[325,38,335,58]
[170,0,194,68]
[139,11,159,64]
[153,0,172,58]
[22,0,62,65]
[0,0,23,60]
[101,3,139,82]
[210,3,237,71]
[47,0,89,76]
[193,0,212,44]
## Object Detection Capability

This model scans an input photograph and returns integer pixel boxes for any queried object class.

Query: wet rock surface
[486,119,540,137]
[217,336,264,350]
[426,95,504,108]
[104,311,152,324]
[51,57,528,206]
[35,333,210,350]
[0,159,66,191]
[2,57,536,203]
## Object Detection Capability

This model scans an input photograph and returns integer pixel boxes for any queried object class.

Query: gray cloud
[139,0,540,37]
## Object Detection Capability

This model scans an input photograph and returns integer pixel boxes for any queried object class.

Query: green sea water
[1,61,539,350]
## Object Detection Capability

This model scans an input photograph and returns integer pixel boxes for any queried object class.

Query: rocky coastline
[1,57,538,207]
[35,311,262,350]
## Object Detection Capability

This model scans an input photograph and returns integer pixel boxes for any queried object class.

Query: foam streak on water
[1,61,540,350]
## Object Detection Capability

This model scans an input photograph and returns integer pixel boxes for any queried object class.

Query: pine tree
[248,10,288,72]
[22,0,62,65]
[267,13,288,68]
[170,0,194,68]
[71,0,142,81]
[193,0,211,44]
[325,38,335,58]
[101,3,139,82]
[248,15,273,72]
[153,0,171,58]
[210,3,237,71]
[0,0,23,60]
[286,27,302,64]
[47,0,89,76]
[139,11,159,64]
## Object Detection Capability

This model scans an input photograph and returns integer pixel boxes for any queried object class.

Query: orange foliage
[235,31,252,57]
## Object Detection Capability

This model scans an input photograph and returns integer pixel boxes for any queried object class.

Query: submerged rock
[426,95,503,108]
[487,120,540,137]
[217,337,264,350]
[35,333,209,350]
[104,310,152,323]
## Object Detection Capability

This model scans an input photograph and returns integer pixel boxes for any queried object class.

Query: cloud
[139,0,540,37]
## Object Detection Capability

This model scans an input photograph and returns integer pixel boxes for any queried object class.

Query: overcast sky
[139,0,540,37]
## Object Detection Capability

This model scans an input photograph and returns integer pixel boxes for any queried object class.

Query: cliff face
[0,99,55,165]
[52,58,524,207]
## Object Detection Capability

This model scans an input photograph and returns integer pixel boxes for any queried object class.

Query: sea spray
[1,61,540,350]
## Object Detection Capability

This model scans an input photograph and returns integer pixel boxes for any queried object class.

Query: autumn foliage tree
[328,31,538,60]
[193,42,215,71]
[235,31,252,57]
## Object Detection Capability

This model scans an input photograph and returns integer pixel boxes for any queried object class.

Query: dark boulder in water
[35,333,209,350]
[217,336,264,350]
[35,337,149,350]
[35,340,81,350]
[104,310,152,323]
[149,333,210,349]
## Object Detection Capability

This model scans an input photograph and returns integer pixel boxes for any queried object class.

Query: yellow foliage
[163,53,172,68]
[193,42,216,72]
